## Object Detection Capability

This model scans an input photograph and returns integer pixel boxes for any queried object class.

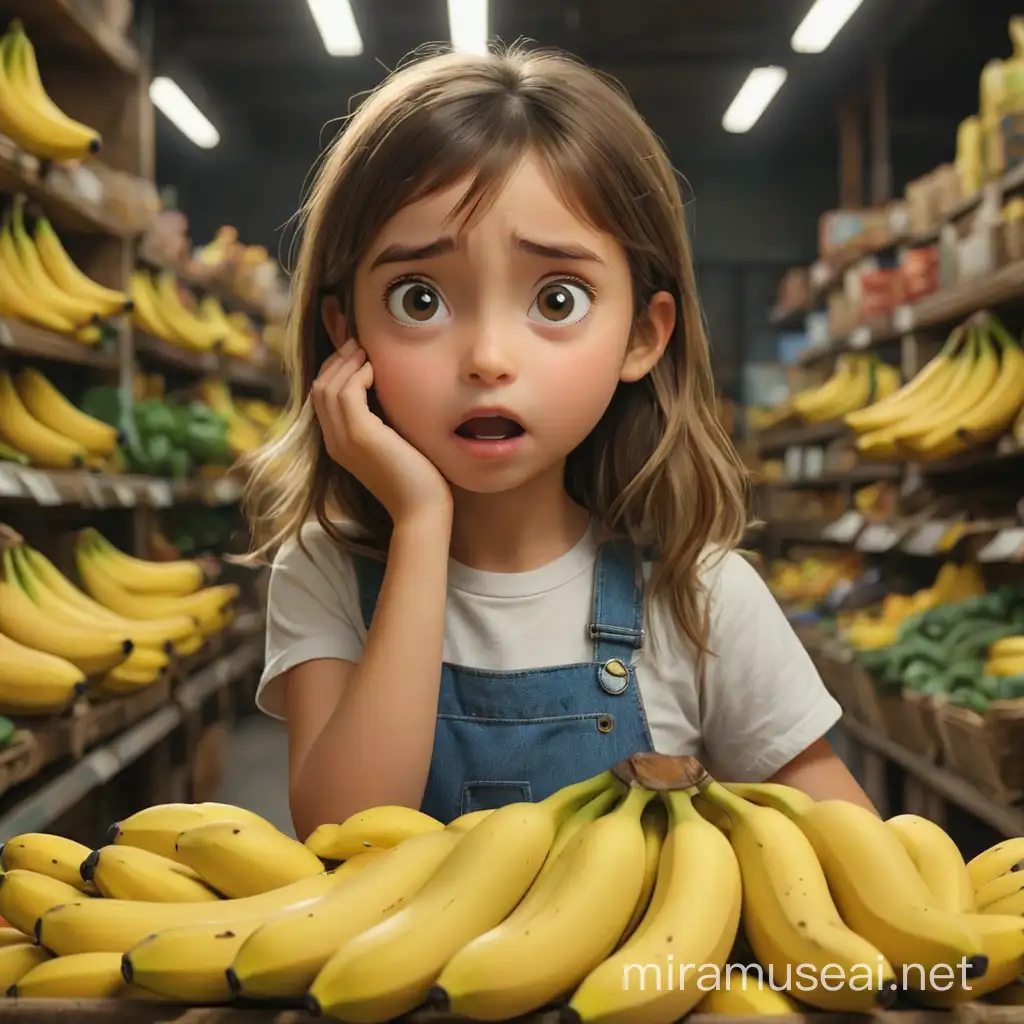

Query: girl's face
[344,154,674,495]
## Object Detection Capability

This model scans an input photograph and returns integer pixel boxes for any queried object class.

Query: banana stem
[541,769,620,822]
[616,783,655,819]
[692,779,752,821]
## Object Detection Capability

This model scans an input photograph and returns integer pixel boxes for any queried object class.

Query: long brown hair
[241,42,752,658]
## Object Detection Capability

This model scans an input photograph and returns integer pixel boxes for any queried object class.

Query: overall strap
[352,553,386,631]
[589,539,645,666]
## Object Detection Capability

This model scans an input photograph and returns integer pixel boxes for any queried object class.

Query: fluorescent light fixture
[448,0,488,55]
[306,0,363,57]
[722,66,788,133]
[791,0,865,53]
[149,77,220,149]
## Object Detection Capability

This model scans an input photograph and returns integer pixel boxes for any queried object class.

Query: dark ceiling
[148,0,1022,251]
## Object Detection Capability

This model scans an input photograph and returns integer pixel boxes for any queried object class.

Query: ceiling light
[448,0,488,55]
[306,0,363,57]
[722,67,788,134]
[149,77,219,149]
[791,0,865,54]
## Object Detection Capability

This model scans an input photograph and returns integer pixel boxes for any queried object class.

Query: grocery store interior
[0,0,1023,1015]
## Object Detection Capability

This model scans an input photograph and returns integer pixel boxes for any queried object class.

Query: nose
[460,320,517,386]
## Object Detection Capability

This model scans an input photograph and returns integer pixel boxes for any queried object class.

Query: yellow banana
[152,272,223,351]
[532,782,623,882]
[0,370,88,468]
[305,804,445,860]
[308,769,614,1023]
[0,237,80,335]
[617,797,668,945]
[109,801,272,861]
[130,271,179,342]
[0,869,90,936]
[884,813,975,913]
[435,784,653,1022]
[566,787,742,1024]
[174,820,325,898]
[229,836,456,1000]
[446,808,495,833]
[985,888,1024,917]
[83,845,222,902]
[695,973,802,1016]
[976,870,1024,911]
[992,636,1024,658]
[15,368,118,457]
[0,927,31,948]
[80,527,204,597]
[968,838,1024,890]
[0,942,51,991]
[0,628,86,712]
[11,951,125,999]
[33,215,129,315]
[0,833,92,892]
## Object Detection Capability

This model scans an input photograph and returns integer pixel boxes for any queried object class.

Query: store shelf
[0,318,120,370]
[0,639,263,842]
[138,254,272,323]
[841,716,1024,839]
[0,0,141,76]
[759,464,903,488]
[755,421,848,453]
[135,330,285,393]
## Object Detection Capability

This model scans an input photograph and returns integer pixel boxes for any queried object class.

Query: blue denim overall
[353,539,656,823]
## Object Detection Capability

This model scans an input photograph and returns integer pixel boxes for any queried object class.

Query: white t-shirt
[257,519,841,782]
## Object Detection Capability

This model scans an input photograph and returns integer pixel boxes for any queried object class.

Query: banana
[0,370,88,468]
[694,973,802,1016]
[565,787,742,1024]
[968,838,1024,890]
[693,783,896,1013]
[976,870,1024,911]
[0,833,93,892]
[305,804,445,860]
[152,272,223,351]
[0,927,32,948]
[83,845,222,902]
[0,869,90,936]
[986,888,1024,917]
[21,546,197,653]
[198,296,255,359]
[0,942,51,991]
[446,808,495,833]
[33,216,129,315]
[992,636,1024,658]
[435,784,653,1022]
[75,543,236,624]
[129,271,180,342]
[11,951,126,999]
[109,801,272,861]
[533,782,624,882]
[37,863,363,956]
[307,769,614,1023]
[0,548,134,676]
[0,236,80,335]
[174,820,325,898]
[0,628,86,712]
[80,527,204,597]
[15,368,118,457]
[230,835,456,1000]
[884,813,974,913]
[791,356,856,421]
[618,797,668,945]
[123,849,384,1004]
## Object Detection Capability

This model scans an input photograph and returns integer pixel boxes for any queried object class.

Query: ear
[320,293,350,351]
[620,290,675,383]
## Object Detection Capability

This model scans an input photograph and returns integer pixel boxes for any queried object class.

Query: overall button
[597,714,615,733]
[598,657,629,695]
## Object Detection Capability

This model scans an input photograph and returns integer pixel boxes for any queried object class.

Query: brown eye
[387,281,448,325]
[530,281,592,325]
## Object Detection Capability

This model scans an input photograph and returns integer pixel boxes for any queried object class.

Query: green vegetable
[0,717,14,749]
[948,688,990,715]
[996,674,1024,700]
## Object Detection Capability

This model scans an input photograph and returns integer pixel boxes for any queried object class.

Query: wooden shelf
[0,318,120,369]
[756,421,848,453]
[0,0,140,76]
[138,254,273,323]
[135,330,285,392]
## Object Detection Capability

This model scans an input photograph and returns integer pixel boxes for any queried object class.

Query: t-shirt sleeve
[255,524,368,720]
[697,550,842,781]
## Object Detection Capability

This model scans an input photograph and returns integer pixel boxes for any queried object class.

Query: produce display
[767,552,864,606]
[0,197,129,344]
[0,21,101,163]
[0,763,1019,1019]
[0,526,236,710]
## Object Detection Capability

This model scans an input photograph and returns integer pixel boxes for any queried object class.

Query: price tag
[821,511,865,543]
[803,447,825,479]
[848,325,871,350]
[901,465,923,497]
[892,304,914,333]
[856,522,904,552]
[113,482,137,506]
[0,319,14,349]
[16,469,63,505]
[82,475,106,507]
[977,527,1024,563]
[0,464,24,497]
[148,481,173,507]
[783,447,804,481]
[902,521,951,556]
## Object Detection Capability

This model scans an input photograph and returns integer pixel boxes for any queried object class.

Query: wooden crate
[935,696,1024,804]
[847,659,904,739]
[893,690,943,764]
[817,642,861,719]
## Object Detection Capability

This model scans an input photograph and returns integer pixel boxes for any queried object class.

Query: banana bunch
[130,269,226,354]
[984,634,1024,679]
[790,354,901,425]
[198,377,267,456]
[848,313,1024,461]
[0,20,101,163]
[197,297,258,361]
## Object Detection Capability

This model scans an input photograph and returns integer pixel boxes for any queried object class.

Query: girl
[244,43,872,840]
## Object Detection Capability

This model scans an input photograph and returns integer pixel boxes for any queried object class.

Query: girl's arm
[277,512,452,840]
[768,736,877,812]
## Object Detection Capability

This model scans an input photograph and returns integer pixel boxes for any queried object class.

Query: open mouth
[455,415,525,441]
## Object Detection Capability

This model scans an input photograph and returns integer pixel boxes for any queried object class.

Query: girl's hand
[311,339,453,525]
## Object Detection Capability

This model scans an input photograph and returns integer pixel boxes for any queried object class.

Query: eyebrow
[369,235,605,269]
